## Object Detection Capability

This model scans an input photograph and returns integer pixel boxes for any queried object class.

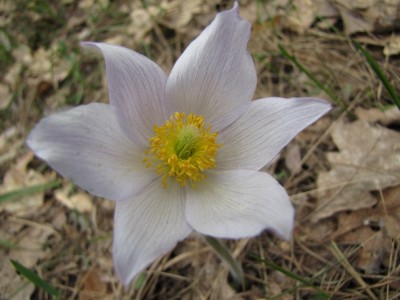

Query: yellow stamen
[145,112,221,188]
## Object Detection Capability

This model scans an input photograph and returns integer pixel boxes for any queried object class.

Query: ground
[1,0,400,299]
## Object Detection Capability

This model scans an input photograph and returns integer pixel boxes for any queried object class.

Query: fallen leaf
[159,0,203,30]
[333,185,400,240]
[282,0,319,33]
[339,226,389,273]
[0,259,35,299]
[0,83,12,110]
[355,106,400,125]
[0,214,55,298]
[384,35,400,56]
[12,44,33,65]
[330,184,400,272]
[332,0,400,35]
[314,120,400,222]
[30,46,72,84]
[0,152,48,216]
[128,7,158,45]
[54,187,94,213]
[8,219,54,268]
[79,267,109,300]
[284,143,302,175]
[264,0,339,33]
[0,126,23,167]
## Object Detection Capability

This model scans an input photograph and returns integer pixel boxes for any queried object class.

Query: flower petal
[113,179,192,286]
[217,97,331,170]
[27,103,157,201]
[81,42,168,148]
[165,2,256,131]
[186,170,294,240]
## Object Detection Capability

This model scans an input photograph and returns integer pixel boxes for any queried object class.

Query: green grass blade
[0,179,62,203]
[0,239,19,249]
[11,260,60,299]
[352,39,400,109]
[278,44,343,108]
[248,253,329,299]
[134,273,146,290]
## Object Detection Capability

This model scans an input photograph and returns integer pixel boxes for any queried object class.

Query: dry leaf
[31,46,72,84]
[238,0,257,23]
[79,267,109,300]
[314,120,400,222]
[332,0,400,35]
[0,83,12,110]
[8,220,54,268]
[282,0,318,33]
[55,188,94,213]
[12,44,33,65]
[0,259,35,299]
[128,7,158,44]
[384,35,400,56]
[0,126,23,167]
[160,0,203,30]
[355,34,400,56]
[264,0,338,33]
[331,184,400,273]
[285,143,302,175]
[355,106,400,125]
[0,152,48,216]
[334,185,400,240]
[340,226,389,273]
[0,215,55,298]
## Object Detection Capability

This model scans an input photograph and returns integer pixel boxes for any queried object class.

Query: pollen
[145,112,221,188]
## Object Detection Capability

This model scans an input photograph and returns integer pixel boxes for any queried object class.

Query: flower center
[145,112,221,188]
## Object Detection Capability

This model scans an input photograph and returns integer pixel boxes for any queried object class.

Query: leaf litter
[1,0,400,299]
[314,118,400,222]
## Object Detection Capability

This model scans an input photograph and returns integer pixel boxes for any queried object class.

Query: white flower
[27,3,331,286]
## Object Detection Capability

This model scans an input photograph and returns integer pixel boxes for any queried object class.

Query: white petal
[27,103,157,201]
[82,42,168,148]
[165,3,256,131]
[217,97,331,170]
[186,170,294,240]
[113,180,192,286]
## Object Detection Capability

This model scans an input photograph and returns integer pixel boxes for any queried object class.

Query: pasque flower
[27,3,331,286]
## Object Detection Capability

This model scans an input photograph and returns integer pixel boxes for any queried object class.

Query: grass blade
[248,253,329,299]
[278,44,344,108]
[0,239,19,249]
[352,39,400,109]
[11,259,60,299]
[0,179,62,203]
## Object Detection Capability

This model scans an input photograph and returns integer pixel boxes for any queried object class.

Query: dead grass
[1,0,399,299]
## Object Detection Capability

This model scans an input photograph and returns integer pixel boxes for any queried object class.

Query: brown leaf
[0,259,35,299]
[54,187,94,213]
[264,0,339,33]
[314,120,400,222]
[8,220,54,268]
[0,214,55,298]
[0,126,23,167]
[160,0,203,30]
[0,83,12,110]
[285,143,302,175]
[355,106,400,125]
[384,35,400,56]
[79,267,109,300]
[0,152,48,216]
[332,0,400,35]
[334,185,400,239]
[332,185,400,272]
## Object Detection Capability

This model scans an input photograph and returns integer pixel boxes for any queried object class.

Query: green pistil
[174,126,198,159]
